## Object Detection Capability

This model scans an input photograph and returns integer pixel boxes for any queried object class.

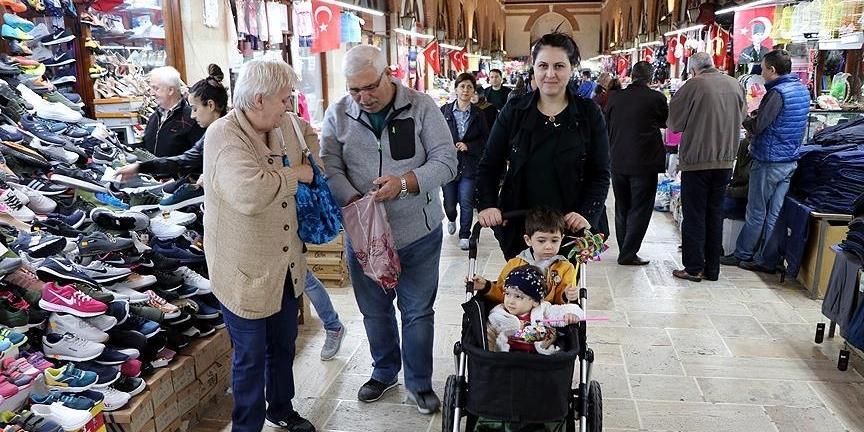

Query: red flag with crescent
[311,0,341,53]
[423,41,441,74]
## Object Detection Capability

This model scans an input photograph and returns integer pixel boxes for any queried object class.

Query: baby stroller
[441,219,603,432]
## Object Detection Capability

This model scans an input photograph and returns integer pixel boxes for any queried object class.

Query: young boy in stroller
[486,265,584,353]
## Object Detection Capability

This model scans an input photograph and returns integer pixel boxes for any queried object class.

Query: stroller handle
[468,210,527,259]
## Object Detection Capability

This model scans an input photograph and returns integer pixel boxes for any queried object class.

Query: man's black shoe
[719,255,741,266]
[357,378,398,402]
[739,260,776,274]
[618,257,650,266]
[265,411,316,431]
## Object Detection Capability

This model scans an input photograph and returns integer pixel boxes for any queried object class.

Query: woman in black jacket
[476,33,611,259]
[441,73,491,250]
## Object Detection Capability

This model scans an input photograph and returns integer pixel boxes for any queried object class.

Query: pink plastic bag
[341,195,401,291]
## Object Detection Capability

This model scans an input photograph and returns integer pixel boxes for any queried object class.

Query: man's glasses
[348,73,384,96]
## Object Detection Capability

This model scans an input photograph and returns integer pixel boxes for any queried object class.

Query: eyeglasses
[348,73,385,95]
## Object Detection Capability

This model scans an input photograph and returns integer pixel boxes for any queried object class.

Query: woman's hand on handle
[563,212,590,232]
[295,165,314,184]
[478,208,503,227]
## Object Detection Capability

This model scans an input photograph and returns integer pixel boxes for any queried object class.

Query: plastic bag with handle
[342,195,401,291]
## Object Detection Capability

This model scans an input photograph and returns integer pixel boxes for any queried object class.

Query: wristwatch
[398,176,409,200]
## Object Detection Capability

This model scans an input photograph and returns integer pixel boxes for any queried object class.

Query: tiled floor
[197,205,864,432]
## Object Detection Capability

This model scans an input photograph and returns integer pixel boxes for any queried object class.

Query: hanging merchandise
[643,47,654,63]
[830,72,851,101]
[707,24,730,70]
[666,36,679,65]
[266,1,289,44]
[652,42,670,82]
[616,55,630,77]
[674,34,687,62]
[734,6,775,65]
[293,0,313,48]
[423,40,441,74]
[340,11,362,43]
[310,0,341,53]
[820,0,842,38]
[204,0,219,27]
[839,0,864,34]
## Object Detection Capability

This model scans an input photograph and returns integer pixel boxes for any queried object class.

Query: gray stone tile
[681,356,864,382]
[603,398,641,429]
[626,311,714,329]
[623,345,685,376]
[747,301,807,324]
[709,315,768,337]
[760,322,817,340]
[591,343,624,365]
[809,382,864,431]
[667,328,732,357]
[324,401,432,432]
[588,327,672,346]
[722,337,830,360]
[323,374,406,404]
[612,297,689,313]
[651,285,714,300]
[629,375,704,402]
[636,400,777,431]
[697,377,823,406]
[684,300,751,316]
[587,309,629,327]
[587,363,631,399]
[764,406,848,432]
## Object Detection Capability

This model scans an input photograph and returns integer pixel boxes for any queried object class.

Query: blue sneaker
[118,314,160,338]
[0,24,32,41]
[75,361,120,387]
[44,363,99,392]
[19,114,69,145]
[31,389,96,410]
[94,192,129,210]
[0,338,12,353]
[151,240,205,265]
[47,209,86,227]
[0,124,23,142]
[3,13,34,31]
[193,299,220,319]
[0,325,27,346]
[94,347,130,365]
[159,184,203,211]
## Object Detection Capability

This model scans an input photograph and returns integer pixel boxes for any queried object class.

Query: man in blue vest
[722,49,809,273]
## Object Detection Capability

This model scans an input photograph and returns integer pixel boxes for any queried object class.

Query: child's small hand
[540,328,557,349]
[564,285,578,302]
[470,276,487,291]
[564,313,581,325]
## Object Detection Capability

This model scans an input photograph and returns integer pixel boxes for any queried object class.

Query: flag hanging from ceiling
[423,41,441,74]
[311,0,341,54]
[448,49,463,72]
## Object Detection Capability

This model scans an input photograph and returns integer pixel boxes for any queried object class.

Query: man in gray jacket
[669,52,747,282]
[320,45,457,414]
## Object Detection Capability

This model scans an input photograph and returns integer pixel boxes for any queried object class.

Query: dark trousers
[443,177,475,239]
[612,173,658,263]
[221,277,298,432]
[681,169,732,279]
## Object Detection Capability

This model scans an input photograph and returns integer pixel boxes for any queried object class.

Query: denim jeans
[442,177,475,239]
[681,169,732,279]
[345,227,442,393]
[221,276,298,432]
[304,271,343,332]
[734,160,797,262]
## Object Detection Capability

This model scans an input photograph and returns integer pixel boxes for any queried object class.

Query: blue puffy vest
[752,74,810,162]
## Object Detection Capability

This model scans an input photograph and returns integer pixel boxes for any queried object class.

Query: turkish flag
[311,0,341,54]
[448,50,462,72]
[458,47,469,72]
[423,41,441,74]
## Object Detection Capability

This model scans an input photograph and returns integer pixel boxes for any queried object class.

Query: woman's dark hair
[189,64,228,116]
[454,72,477,90]
[531,32,581,67]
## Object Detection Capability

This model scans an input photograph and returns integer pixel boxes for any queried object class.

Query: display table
[797,212,853,299]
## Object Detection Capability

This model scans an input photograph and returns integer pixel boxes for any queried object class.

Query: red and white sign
[423,41,441,74]
[311,0,341,54]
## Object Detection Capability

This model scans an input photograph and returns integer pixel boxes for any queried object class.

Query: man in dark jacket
[484,69,511,110]
[722,50,809,273]
[606,61,668,265]
[141,66,205,157]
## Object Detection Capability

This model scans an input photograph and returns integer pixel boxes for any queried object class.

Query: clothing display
[266,1,289,44]
[292,0,313,37]
[340,11,361,44]
[822,246,864,338]
[789,143,864,214]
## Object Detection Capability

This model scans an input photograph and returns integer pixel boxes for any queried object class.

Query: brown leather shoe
[672,269,702,282]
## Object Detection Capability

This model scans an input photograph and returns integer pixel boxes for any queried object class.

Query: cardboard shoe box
[168,356,195,391]
[197,352,232,405]
[145,368,175,409]
[105,392,155,432]
[153,394,179,432]
[175,380,202,416]
[185,329,232,378]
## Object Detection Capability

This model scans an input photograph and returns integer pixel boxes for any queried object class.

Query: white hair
[149,66,184,91]
[344,45,388,77]
[688,52,715,73]
[233,59,298,111]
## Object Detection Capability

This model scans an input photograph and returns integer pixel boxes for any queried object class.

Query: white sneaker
[149,218,185,240]
[42,332,105,361]
[84,314,118,332]
[16,84,83,123]
[103,285,149,304]
[49,313,109,343]
[99,387,131,411]
[31,402,93,430]
[459,238,470,250]
[0,188,35,222]
[174,266,210,294]
[447,221,456,235]
[152,210,196,226]
[29,139,79,164]
[11,183,57,213]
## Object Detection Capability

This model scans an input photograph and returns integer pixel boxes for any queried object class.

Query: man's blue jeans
[734,160,797,263]
[346,227,442,393]
[221,276,298,432]
[304,271,343,332]
[443,177,475,239]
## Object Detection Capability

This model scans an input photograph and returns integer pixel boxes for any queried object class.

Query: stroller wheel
[442,374,461,432]
[586,380,603,432]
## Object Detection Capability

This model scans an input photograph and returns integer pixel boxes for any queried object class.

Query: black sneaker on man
[406,389,441,415]
[357,378,398,402]
[264,411,316,431]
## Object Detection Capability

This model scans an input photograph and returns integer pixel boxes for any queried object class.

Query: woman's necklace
[539,101,566,128]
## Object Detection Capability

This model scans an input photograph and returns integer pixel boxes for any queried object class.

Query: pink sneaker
[0,376,19,398]
[3,357,40,377]
[120,359,141,377]
[25,352,53,371]
[38,282,107,317]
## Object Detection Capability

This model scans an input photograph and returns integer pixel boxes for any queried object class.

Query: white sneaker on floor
[447,221,456,235]
[459,238,469,250]
[321,326,345,360]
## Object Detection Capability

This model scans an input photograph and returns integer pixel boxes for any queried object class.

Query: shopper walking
[592,72,613,110]
[442,73,491,250]
[485,68,512,109]
[202,59,316,432]
[575,69,597,98]
[606,61,668,265]
[117,65,348,362]
[722,49,809,273]
[668,52,747,282]
[143,66,205,157]
[320,45,457,414]
[476,32,611,259]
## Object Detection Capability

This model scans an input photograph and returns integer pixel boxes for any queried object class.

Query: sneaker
[50,166,106,192]
[49,313,108,343]
[77,232,133,256]
[90,208,149,231]
[78,261,131,284]
[26,178,68,196]
[30,390,95,410]
[29,139,79,164]
[406,389,441,414]
[10,183,57,213]
[174,267,210,294]
[74,283,115,304]
[42,332,105,361]
[0,188,34,222]
[158,184,203,211]
[2,13,33,32]
[0,326,26,347]
[94,347,130,365]
[98,387,130,411]
[12,410,65,432]
[128,190,161,211]
[75,361,120,388]
[143,290,179,319]
[84,314,117,332]
[107,273,156,290]
[111,375,145,397]
[128,303,163,322]
[39,282,106,317]
[153,210,195,226]
[447,221,456,235]
[173,284,198,299]
[11,231,66,258]
[29,403,92,430]
[149,218,184,240]
[40,27,74,45]
[105,300,129,325]
[3,267,45,304]
[7,40,30,56]
[0,141,49,169]
[25,352,53,371]
[104,285,148,304]
[91,143,118,165]
[43,52,74,67]
[0,24,32,40]
[320,326,345,360]
[118,314,160,338]
[88,65,107,78]
[150,240,204,265]
[43,364,99,393]
[459,238,469,250]
[0,125,22,143]
[37,259,99,287]
[264,411,316,431]
[357,378,398,403]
